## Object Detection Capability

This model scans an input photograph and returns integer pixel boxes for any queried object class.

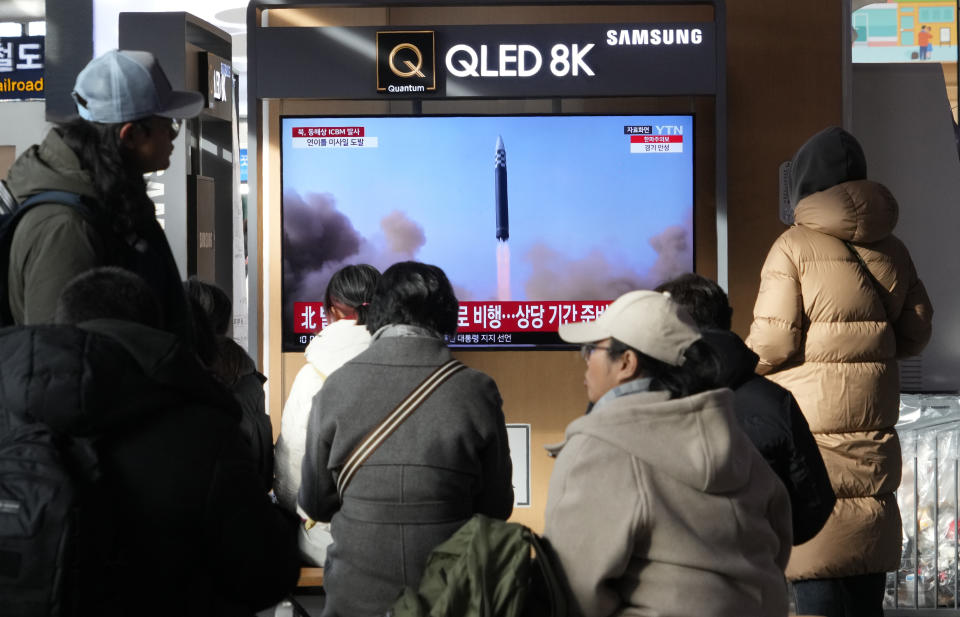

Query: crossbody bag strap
[336,359,467,500]
[843,240,890,321]
[843,240,885,295]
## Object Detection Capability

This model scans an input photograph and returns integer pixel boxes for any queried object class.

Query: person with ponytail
[4,49,202,343]
[274,263,381,566]
[543,290,793,617]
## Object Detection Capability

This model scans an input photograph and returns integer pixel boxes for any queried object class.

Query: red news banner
[293,300,611,335]
[291,126,378,149]
[292,126,365,137]
[629,134,684,154]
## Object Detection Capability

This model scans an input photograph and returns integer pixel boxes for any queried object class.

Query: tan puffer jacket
[747,179,933,580]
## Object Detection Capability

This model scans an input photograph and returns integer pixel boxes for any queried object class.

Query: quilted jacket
[747,174,932,579]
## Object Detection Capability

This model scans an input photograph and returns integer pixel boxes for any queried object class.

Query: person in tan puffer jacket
[747,126,933,617]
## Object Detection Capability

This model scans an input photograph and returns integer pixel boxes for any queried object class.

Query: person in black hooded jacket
[657,272,835,545]
[0,267,300,616]
[184,277,273,493]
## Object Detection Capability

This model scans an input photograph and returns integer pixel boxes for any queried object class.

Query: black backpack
[0,185,101,327]
[0,422,123,616]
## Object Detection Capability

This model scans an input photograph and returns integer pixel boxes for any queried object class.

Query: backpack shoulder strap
[19,190,98,220]
[336,359,467,500]
[526,531,574,617]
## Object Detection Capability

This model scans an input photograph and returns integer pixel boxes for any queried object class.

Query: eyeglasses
[580,343,612,361]
[134,116,183,138]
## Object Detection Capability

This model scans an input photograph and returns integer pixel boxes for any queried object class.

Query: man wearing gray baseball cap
[3,49,204,340]
[542,290,794,617]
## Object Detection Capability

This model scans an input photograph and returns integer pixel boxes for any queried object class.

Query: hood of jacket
[789,126,867,207]
[303,319,372,378]
[0,319,239,437]
[5,128,99,202]
[554,388,752,494]
[793,179,898,243]
[701,328,759,390]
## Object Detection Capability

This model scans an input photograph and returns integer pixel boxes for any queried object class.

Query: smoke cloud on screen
[283,191,426,332]
[646,223,695,284]
[381,210,426,254]
[284,190,693,339]
[522,221,693,300]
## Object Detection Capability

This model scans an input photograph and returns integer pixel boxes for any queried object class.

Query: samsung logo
[606,28,703,46]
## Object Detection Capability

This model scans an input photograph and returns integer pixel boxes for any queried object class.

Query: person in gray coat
[299,261,515,617]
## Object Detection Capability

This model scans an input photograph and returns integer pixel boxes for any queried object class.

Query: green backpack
[388,514,573,617]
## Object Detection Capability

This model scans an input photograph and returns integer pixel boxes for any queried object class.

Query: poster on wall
[853,1,957,63]
[507,424,531,508]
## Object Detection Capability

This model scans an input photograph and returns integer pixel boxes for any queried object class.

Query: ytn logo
[655,125,683,135]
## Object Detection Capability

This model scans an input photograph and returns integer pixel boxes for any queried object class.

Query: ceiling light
[0,23,24,37]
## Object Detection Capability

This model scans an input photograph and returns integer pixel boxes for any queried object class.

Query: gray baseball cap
[72,49,204,123]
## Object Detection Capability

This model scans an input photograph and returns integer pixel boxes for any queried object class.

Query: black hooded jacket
[703,329,836,545]
[0,320,299,616]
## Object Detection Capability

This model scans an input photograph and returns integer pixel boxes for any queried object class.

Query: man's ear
[118,121,138,144]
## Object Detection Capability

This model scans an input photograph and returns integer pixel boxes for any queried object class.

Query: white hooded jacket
[274,319,371,565]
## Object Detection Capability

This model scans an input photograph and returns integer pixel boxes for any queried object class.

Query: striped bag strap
[336,359,467,500]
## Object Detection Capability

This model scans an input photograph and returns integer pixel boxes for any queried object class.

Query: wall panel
[725,2,843,335]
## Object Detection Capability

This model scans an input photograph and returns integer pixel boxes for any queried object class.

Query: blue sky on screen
[281,114,694,303]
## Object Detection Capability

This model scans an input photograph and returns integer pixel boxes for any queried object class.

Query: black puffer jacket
[0,320,299,616]
[212,335,273,493]
[703,328,835,545]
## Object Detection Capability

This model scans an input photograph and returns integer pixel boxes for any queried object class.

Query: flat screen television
[281,113,695,350]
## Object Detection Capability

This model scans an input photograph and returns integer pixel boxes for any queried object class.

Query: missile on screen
[495,135,509,241]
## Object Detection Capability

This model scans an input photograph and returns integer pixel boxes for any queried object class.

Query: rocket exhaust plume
[495,135,509,241]
[497,242,511,301]
[495,136,511,300]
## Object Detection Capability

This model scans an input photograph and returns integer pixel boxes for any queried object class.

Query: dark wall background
[45,0,93,121]
[726,2,843,336]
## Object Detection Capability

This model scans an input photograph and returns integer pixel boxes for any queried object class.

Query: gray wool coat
[299,333,514,617]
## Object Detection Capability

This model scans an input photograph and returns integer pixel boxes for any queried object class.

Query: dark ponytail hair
[606,338,720,399]
[56,118,156,236]
[324,264,381,325]
[183,277,232,336]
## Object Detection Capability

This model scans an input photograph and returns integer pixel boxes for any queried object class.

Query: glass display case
[888,394,960,615]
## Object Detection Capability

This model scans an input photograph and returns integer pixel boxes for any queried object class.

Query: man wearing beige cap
[543,290,793,617]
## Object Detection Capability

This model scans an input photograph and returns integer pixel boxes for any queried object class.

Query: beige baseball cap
[558,290,702,366]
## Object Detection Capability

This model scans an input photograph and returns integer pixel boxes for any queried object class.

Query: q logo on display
[376,31,436,93]
[389,43,424,78]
